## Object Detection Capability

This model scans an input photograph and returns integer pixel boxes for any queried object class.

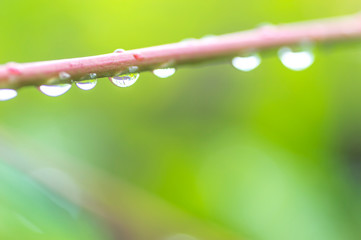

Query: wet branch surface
[0,13,361,89]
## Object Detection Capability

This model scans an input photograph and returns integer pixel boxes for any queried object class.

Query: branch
[1,13,361,89]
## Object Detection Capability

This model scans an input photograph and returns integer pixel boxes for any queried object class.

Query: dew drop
[38,84,72,97]
[258,23,278,40]
[76,80,97,91]
[201,34,217,42]
[110,73,139,88]
[59,71,71,80]
[128,66,139,73]
[153,68,176,78]
[232,53,261,72]
[114,49,125,53]
[179,38,197,46]
[89,73,97,79]
[278,47,314,71]
[0,89,17,101]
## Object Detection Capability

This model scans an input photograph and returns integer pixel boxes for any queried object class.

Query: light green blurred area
[0,161,111,240]
[0,0,361,239]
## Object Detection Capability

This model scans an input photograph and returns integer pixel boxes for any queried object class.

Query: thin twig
[0,13,361,89]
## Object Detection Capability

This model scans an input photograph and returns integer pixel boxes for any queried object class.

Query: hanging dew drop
[38,84,72,97]
[232,53,261,72]
[114,49,125,53]
[153,68,176,78]
[201,34,217,42]
[278,47,314,71]
[0,89,17,101]
[180,38,197,45]
[59,71,71,80]
[110,73,139,88]
[128,66,139,73]
[76,72,97,90]
[76,80,97,91]
[89,73,97,79]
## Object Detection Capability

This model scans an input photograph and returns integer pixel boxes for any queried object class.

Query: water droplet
[179,38,197,46]
[89,73,97,79]
[110,73,139,88]
[258,23,278,40]
[232,53,261,72]
[278,47,314,71]
[59,71,71,80]
[201,34,217,42]
[153,68,176,78]
[114,49,125,53]
[38,84,71,97]
[128,66,139,73]
[76,80,97,91]
[0,89,17,101]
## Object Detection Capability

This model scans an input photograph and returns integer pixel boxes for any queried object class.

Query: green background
[0,0,361,239]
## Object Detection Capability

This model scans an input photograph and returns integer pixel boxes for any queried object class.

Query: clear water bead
[38,84,72,97]
[153,68,176,78]
[201,34,217,42]
[128,66,139,73]
[114,49,125,53]
[232,53,261,72]
[89,73,97,79]
[0,89,17,101]
[76,79,97,91]
[180,38,197,45]
[59,71,71,80]
[278,47,314,71]
[110,73,139,88]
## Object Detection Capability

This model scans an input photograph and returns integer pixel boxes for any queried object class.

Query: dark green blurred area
[1,0,361,239]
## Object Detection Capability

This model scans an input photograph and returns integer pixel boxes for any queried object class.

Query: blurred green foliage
[0,161,111,240]
[1,0,361,239]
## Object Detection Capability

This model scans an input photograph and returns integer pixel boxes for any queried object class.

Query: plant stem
[1,13,361,89]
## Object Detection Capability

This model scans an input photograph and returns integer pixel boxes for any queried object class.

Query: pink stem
[1,13,361,88]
